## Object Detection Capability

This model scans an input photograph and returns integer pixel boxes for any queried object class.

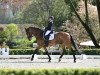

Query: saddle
[43,30,54,40]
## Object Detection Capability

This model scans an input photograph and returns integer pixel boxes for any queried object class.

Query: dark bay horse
[25,27,83,63]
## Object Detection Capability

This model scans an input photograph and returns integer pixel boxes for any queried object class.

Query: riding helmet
[49,16,54,20]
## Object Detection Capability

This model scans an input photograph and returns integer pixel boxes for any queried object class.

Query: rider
[44,16,54,47]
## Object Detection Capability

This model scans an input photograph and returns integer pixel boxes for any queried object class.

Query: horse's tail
[70,35,87,59]
[70,35,82,55]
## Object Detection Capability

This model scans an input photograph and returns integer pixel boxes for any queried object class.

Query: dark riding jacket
[43,20,53,40]
[44,16,54,46]
[45,21,53,31]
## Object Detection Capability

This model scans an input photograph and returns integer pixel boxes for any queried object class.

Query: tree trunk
[85,0,89,25]
[65,0,100,48]
[96,0,100,27]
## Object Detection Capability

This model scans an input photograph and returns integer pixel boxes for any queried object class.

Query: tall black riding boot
[45,35,50,47]
[45,40,49,47]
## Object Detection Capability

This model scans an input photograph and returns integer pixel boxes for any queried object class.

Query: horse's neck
[35,34,43,42]
[33,30,43,39]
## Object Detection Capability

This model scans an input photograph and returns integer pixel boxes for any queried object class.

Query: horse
[25,27,84,63]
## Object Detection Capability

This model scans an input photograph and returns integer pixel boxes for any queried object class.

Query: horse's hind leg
[71,47,76,63]
[59,48,65,62]
[31,48,38,61]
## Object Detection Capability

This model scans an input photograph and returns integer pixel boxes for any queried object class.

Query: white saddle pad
[45,30,54,40]
[49,33,54,40]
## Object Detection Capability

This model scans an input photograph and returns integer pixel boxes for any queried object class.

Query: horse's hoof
[31,58,33,61]
[74,60,76,63]
[48,60,51,62]
[59,59,61,62]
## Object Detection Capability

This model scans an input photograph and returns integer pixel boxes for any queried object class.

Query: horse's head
[25,27,33,41]
[25,27,43,41]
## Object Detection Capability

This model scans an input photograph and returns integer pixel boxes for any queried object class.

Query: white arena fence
[0,47,9,55]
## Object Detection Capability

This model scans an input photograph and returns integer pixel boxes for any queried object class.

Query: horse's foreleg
[71,48,76,63]
[59,49,65,62]
[31,48,38,61]
[45,48,51,62]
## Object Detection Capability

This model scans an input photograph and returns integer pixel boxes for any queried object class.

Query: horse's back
[56,32,70,37]
[54,32,71,48]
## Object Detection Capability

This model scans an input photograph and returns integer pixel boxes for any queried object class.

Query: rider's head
[48,16,54,22]
[49,16,54,20]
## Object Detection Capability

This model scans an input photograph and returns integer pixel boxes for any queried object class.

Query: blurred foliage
[12,37,36,49]
[0,23,36,48]
[64,0,80,9]
[0,0,30,24]
[62,0,100,43]
[14,0,72,30]
[0,68,100,75]
[88,0,96,5]
[0,29,9,42]
[0,23,19,47]
[6,23,19,42]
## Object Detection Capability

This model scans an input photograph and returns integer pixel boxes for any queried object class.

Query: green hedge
[9,49,100,55]
[0,68,100,75]
[9,49,43,55]
[82,49,100,55]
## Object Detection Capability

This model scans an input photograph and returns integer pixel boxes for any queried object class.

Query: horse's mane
[28,27,44,37]
[29,27,43,32]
